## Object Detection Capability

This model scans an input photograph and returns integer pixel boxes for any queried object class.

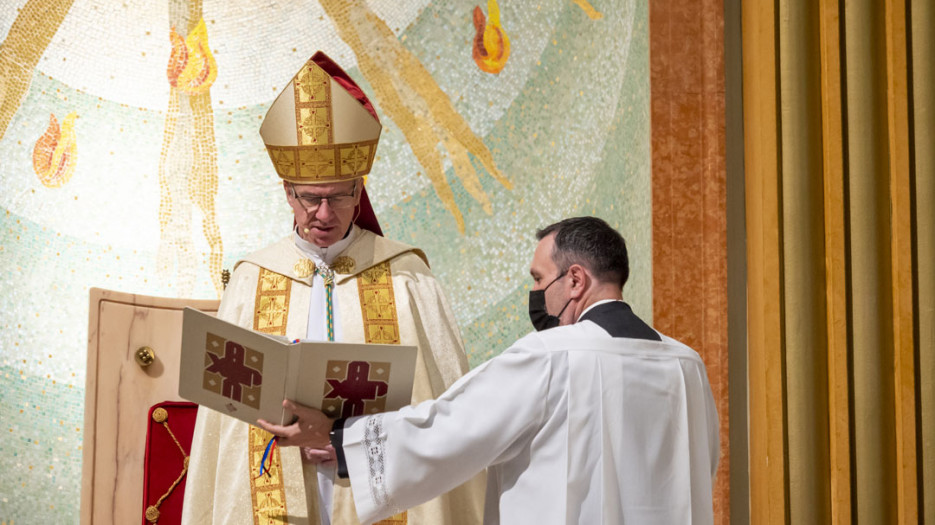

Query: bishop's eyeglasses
[289,182,358,212]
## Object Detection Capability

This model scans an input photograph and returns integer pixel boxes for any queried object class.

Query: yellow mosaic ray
[319,0,513,233]
[0,0,76,140]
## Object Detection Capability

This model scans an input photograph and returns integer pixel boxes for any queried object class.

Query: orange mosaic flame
[472,0,510,74]
[32,112,77,188]
[166,18,217,94]
[166,28,187,86]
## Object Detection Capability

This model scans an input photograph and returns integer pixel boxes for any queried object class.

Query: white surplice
[341,320,720,524]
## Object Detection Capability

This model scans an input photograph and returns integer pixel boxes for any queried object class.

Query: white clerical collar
[293,224,359,265]
[576,298,623,322]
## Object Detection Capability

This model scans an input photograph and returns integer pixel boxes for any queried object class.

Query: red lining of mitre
[311,51,380,124]
[310,51,382,236]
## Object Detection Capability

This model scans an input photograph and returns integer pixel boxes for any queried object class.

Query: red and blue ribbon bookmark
[256,436,278,479]
[255,412,299,478]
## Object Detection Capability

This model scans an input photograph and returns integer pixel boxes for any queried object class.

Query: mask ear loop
[554,296,573,319]
[546,270,572,320]
[544,270,567,291]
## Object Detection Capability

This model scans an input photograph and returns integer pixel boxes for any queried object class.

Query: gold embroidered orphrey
[266,139,378,183]
[332,255,355,274]
[293,255,355,280]
[358,261,401,345]
[294,258,316,279]
[247,262,405,524]
[249,268,292,524]
[294,62,333,146]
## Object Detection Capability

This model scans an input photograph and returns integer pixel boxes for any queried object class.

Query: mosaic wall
[0,0,650,520]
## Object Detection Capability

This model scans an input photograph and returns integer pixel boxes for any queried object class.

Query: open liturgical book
[178,308,417,426]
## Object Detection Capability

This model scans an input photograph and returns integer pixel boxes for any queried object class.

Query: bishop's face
[286,180,361,247]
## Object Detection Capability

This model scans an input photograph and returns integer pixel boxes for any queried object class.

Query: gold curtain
[742,0,932,523]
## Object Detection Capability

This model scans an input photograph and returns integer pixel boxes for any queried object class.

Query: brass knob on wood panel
[135,346,156,367]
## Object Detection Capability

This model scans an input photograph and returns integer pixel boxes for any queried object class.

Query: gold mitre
[260,51,382,184]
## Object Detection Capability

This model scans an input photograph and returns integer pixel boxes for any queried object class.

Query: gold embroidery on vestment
[357,262,400,344]
[254,269,291,334]
[294,258,316,278]
[380,511,408,524]
[265,139,378,182]
[250,268,291,523]
[294,63,332,146]
[332,255,356,274]
[249,426,287,524]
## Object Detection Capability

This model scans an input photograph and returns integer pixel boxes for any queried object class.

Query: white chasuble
[182,227,485,525]
[341,321,720,525]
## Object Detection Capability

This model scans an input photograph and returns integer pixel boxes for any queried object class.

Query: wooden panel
[883,1,918,522]
[80,288,219,525]
[911,0,935,522]
[741,0,788,523]
[817,1,853,522]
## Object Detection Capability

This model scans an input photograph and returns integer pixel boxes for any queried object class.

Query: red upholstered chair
[81,288,219,524]
[141,401,199,524]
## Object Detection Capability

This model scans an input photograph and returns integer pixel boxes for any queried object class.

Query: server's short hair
[536,217,629,288]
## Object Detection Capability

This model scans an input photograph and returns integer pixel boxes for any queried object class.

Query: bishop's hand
[257,399,334,449]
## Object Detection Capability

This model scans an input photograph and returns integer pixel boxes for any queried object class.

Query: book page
[178,308,291,425]
[291,341,417,419]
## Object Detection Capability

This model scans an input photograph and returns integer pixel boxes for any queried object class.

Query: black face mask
[528,272,572,331]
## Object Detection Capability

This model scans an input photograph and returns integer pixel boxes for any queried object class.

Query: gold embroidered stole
[249,269,292,524]
[248,261,407,524]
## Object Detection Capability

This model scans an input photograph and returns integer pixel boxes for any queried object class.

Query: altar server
[261,216,720,525]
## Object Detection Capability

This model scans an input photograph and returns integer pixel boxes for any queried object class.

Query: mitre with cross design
[261,50,384,235]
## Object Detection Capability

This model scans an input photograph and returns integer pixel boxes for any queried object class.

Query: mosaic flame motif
[472,0,510,74]
[32,112,77,188]
[167,18,217,95]
[158,14,224,297]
